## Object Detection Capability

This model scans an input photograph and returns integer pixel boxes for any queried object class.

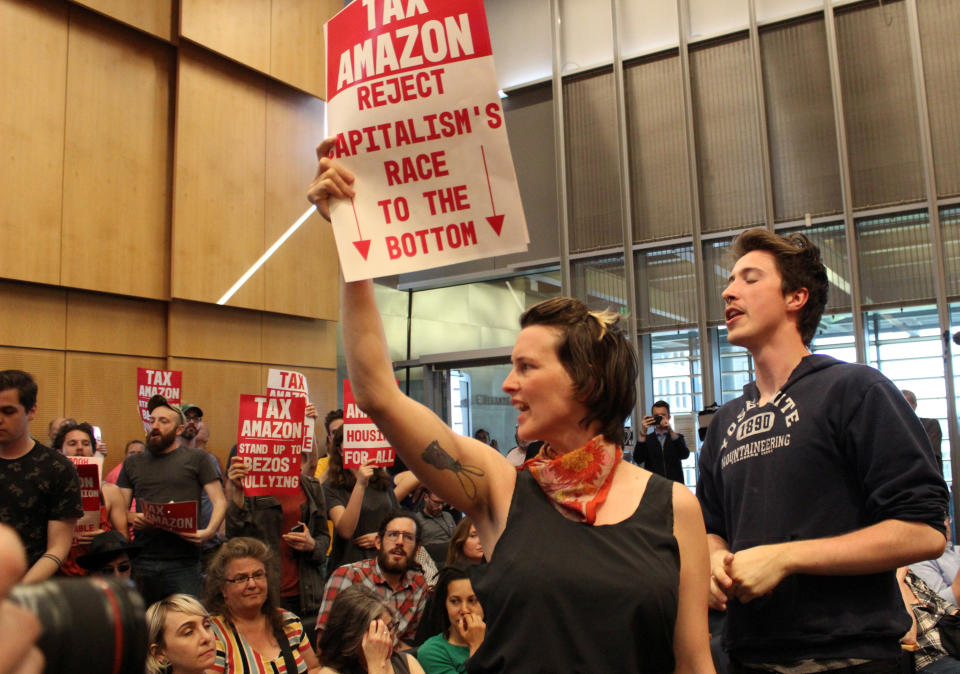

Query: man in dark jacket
[697,229,948,671]
[633,400,689,483]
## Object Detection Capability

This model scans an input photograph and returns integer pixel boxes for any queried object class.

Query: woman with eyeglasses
[307,147,715,673]
[147,594,217,674]
[203,537,320,673]
[317,585,425,674]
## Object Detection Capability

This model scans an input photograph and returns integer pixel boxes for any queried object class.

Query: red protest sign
[137,368,182,430]
[143,501,197,534]
[266,368,316,454]
[68,458,101,511]
[236,394,306,496]
[342,380,395,469]
[323,0,528,281]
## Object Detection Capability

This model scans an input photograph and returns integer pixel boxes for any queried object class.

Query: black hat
[147,394,185,425]
[76,530,142,571]
[181,403,204,419]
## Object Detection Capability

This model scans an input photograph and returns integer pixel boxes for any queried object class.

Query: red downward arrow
[486,215,504,236]
[350,199,370,260]
[353,240,371,260]
[481,145,505,237]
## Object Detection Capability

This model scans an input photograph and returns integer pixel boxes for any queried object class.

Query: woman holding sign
[53,420,129,576]
[307,142,713,672]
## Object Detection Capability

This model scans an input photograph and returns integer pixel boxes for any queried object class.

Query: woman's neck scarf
[523,435,622,524]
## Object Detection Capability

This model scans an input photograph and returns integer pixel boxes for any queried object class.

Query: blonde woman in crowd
[146,594,217,674]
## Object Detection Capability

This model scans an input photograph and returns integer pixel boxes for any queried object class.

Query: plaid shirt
[905,569,957,670]
[316,557,428,644]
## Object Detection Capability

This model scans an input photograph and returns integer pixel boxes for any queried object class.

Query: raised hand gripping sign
[324,0,528,281]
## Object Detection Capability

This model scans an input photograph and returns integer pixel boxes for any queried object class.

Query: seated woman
[53,420,128,576]
[225,447,330,639]
[203,537,320,673]
[146,594,217,674]
[324,428,418,574]
[415,564,485,673]
[444,519,483,567]
[316,585,424,674]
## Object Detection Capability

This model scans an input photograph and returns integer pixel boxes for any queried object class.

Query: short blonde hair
[146,594,209,674]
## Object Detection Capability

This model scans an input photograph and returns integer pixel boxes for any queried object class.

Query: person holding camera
[633,400,690,484]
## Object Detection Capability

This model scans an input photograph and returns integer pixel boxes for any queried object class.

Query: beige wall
[0,0,341,475]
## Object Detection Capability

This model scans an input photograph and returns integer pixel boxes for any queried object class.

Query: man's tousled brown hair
[731,228,828,346]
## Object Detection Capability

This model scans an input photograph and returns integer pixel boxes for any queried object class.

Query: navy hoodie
[697,355,948,663]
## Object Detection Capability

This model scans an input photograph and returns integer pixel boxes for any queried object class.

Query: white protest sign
[324,0,528,281]
[267,368,316,453]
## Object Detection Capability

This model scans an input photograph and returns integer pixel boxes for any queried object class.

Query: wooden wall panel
[0,347,66,441]
[261,313,336,369]
[168,357,263,469]
[264,83,337,319]
[64,352,165,475]
[0,281,66,350]
[0,0,67,285]
[172,47,267,310]
[168,301,262,362]
[72,0,174,42]
[270,0,340,97]
[61,9,173,300]
[66,290,166,357]
[180,0,270,74]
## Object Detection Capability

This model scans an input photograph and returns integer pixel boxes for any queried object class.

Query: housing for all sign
[324,0,528,281]
[342,379,395,469]
[236,394,306,496]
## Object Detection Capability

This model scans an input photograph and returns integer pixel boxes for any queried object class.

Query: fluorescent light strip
[216,206,317,305]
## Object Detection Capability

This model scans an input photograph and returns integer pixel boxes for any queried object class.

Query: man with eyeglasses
[76,530,140,580]
[315,510,428,649]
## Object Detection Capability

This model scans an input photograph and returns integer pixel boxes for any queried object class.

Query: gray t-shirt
[118,446,220,560]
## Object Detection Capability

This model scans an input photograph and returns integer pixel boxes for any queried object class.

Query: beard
[378,544,415,575]
[181,424,198,440]
[145,426,178,455]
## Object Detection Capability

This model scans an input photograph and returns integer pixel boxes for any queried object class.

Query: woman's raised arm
[308,139,516,540]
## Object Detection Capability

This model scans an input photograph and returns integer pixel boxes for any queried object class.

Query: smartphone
[92,425,102,443]
[290,523,305,533]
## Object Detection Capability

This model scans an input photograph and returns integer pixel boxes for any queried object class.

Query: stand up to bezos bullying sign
[236,394,307,496]
[324,0,528,282]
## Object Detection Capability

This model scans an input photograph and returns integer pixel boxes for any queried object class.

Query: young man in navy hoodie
[697,228,949,672]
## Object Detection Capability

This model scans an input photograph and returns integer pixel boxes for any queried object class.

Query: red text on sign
[384,151,448,186]
[357,69,445,110]
[386,222,477,259]
[423,185,470,215]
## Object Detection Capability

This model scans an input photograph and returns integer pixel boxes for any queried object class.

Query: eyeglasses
[383,531,415,543]
[225,570,267,585]
[97,562,131,575]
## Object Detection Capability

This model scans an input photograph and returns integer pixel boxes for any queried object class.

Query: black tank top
[468,470,679,673]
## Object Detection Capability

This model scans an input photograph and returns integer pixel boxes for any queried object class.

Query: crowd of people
[0,157,958,673]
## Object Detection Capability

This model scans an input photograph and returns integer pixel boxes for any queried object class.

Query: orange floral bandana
[523,435,622,524]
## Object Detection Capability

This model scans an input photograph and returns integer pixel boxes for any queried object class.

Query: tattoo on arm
[421,441,485,500]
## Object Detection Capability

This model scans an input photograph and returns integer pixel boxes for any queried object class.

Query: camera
[10,576,147,673]
[652,415,663,425]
